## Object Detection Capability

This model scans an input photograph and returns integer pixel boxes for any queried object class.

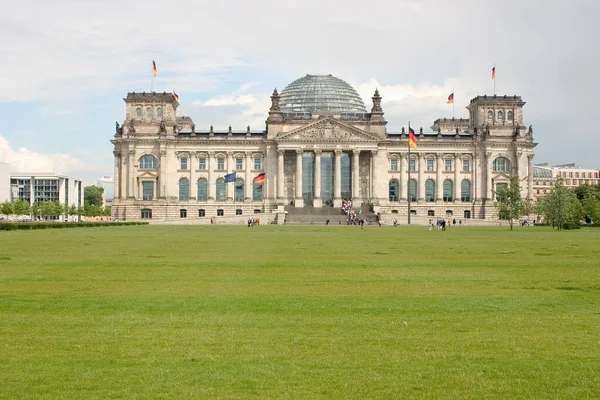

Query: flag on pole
[253,173,266,184]
[492,66,496,80]
[152,61,157,77]
[447,93,454,104]
[172,91,179,102]
[224,172,237,183]
[408,127,417,150]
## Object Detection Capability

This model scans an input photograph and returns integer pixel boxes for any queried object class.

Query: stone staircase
[283,204,377,225]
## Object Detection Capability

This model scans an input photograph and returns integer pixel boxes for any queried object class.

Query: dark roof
[124,92,178,103]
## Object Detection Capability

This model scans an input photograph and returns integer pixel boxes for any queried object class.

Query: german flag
[253,173,266,184]
[492,66,495,80]
[447,93,454,104]
[408,127,417,150]
[172,91,179,102]
[152,61,157,77]
[257,185,263,192]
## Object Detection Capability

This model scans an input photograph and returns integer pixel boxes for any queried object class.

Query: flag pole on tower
[492,63,496,95]
[151,61,157,93]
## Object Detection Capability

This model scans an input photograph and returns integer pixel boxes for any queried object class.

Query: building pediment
[277,117,379,143]
[137,171,158,179]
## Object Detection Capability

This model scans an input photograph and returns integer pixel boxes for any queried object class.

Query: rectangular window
[217,158,225,170]
[390,159,398,171]
[199,158,206,170]
[445,159,452,171]
[235,158,243,170]
[463,159,470,172]
[254,158,261,170]
[409,160,416,172]
[566,179,571,185]
[141,209,152,219]
[198,209,205,217]
[217,209,224,216]
[142,181,154,201]
[575,172,579,178]
[180,158,188,170]
[236,209,242,215]
[180,209,187,218]
[427,159,434,171]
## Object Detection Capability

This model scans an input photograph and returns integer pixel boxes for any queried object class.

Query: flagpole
[151,75,154,93]
[493,62,496,95]
[452,89,455,119]
[407,121,411,225]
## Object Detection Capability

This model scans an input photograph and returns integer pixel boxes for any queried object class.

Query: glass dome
[279,74,367,114]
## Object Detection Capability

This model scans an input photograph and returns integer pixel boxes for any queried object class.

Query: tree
[537,179,583,230]
[84,185,105,207]
[69,205,77,219]
[581,192,600,224]
[1,201,14,218]
[13,200,31,217]
[496,175,526,230]
[103,206,112,217]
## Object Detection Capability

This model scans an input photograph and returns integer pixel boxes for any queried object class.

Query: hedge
[0,222,149,231]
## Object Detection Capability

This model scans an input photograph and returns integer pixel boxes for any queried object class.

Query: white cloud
[0,134,85,176]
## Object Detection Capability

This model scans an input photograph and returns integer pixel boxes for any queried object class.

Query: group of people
[247,217,260,227]
[429,218,461,231]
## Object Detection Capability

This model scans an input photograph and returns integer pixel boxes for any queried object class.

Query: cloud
[0,134,85,176]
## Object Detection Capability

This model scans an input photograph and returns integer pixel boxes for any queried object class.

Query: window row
[565,179,598,185]
[135,106,163,119]
[487,110,514,121]
[140,178,265,202]
[389,209,472,219]
[391,158,471,172]
[141,208,263,219]
[388,179,472,202]
[561,171,599,179]
[138,154,263,171]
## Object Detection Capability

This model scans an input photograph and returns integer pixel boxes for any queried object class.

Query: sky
[0,0,598,185]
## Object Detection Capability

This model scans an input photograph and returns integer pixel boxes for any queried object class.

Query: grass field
[1,225,599,399]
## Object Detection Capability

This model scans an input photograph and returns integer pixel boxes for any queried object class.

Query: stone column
[113,152,121,200]
[190,152,196,200]
[527,154,534,201]
[277,150,285,203]
[352,150,360,203]
[486,151,493,200]
[399,153,406,201]
[370,150,375,201]
[128,149,135,199]
[418,154,425,201]
[313,150,322,208]
[333,150,342,207]
[436,153,443,201]
[159,149,167,199]
[454,153,461,202]
[226,151,233,201]
[245,151,252,201]
[207,152,214,200]
[295,149,304,207]
[120,154,127,200]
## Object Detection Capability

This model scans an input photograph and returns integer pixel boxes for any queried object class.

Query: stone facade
[111,79,536,223]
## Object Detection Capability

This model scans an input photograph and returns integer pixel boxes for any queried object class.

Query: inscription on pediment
[280,119,377,142]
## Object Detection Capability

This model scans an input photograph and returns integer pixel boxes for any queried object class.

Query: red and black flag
[408,127,417,150]
[253,173,266,184]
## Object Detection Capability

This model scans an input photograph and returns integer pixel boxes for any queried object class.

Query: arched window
[135,107,142,119]
[497,111,504,120]
[234,178,244,201]
[461,179,471,202]
[487,110,493,120]
[425,179,435,202]
[507,110,513,121]
[179,178,189,201]
[493,157,511,172]
[408,179,417,201]
[139,155,157,169]
[389,179,399,201]
[197,178,208,201]
[443,179,453,202]
[253,182,263,201]
[146,107,152,119]
[157,107,163,118]
[215,178,225,201]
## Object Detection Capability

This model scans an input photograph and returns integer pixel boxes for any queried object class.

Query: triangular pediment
[277,117,379,142]
[137,171,158,179]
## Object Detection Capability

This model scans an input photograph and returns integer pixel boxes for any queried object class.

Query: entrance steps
[283,205,377,225]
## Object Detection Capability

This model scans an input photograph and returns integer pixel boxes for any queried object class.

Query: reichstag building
[111,74,536,223]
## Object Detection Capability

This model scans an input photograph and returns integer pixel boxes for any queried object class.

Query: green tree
[69,205,77,220]
[84,186,105,207]
[1,201,14,217]
[13,200,31,216]
[581,192,600,224]
[537,179,583,230]
[103,206,112,217]
[41,201,54,220]
[31,202,41,220]
[496,175,526,230]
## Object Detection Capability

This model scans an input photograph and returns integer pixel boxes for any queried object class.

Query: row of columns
[278,149,369,207]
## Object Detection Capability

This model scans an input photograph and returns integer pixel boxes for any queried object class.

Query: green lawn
[0,225,599,399]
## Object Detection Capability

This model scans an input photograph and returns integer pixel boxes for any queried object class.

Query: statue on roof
[115,121,122,135]
[159,120,167,135]
[270,88,281,112]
